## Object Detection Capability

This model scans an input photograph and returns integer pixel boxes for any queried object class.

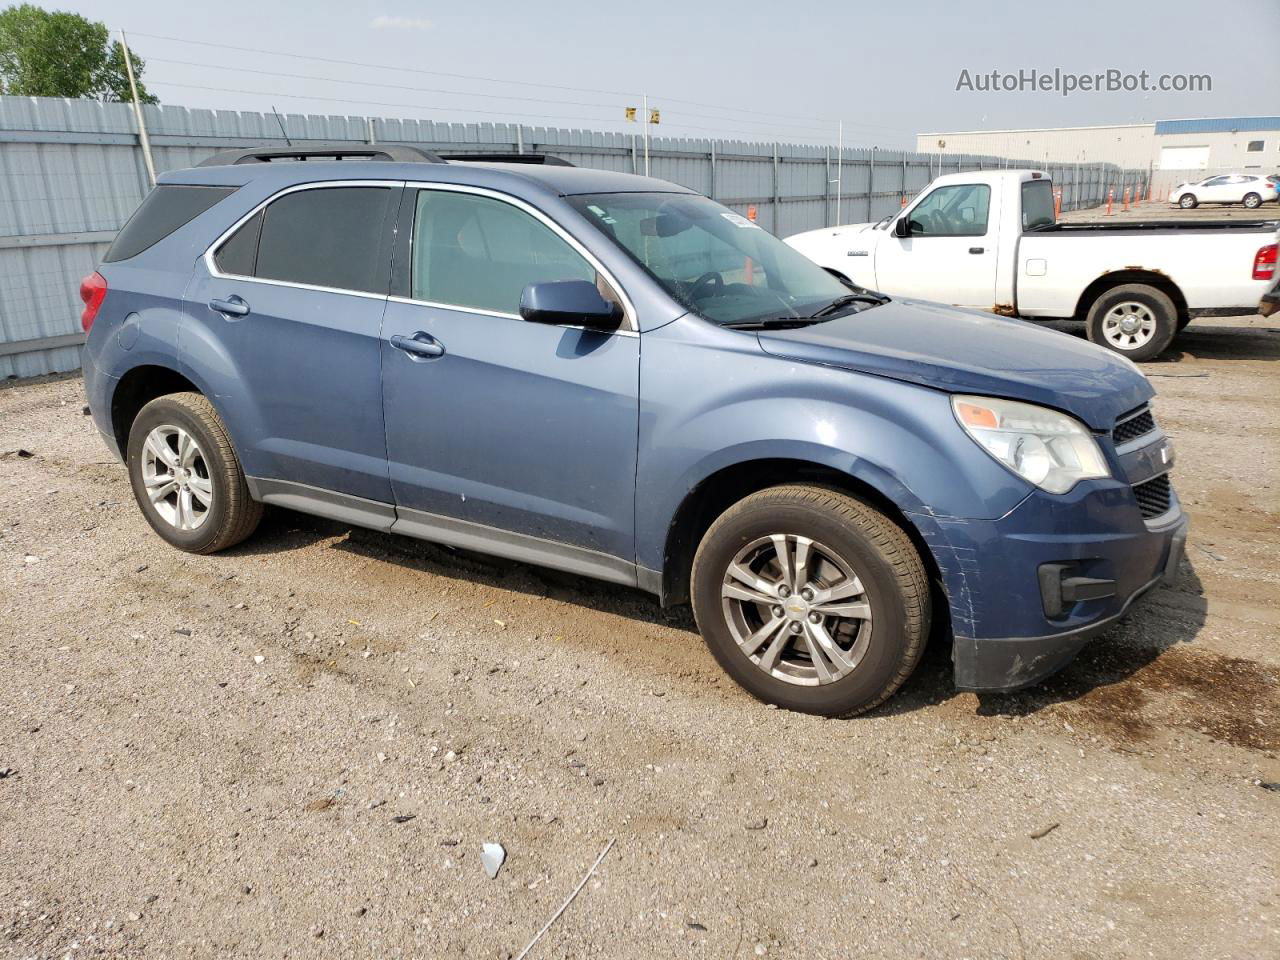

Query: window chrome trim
[399,181,639,334]
[201,179,405,300]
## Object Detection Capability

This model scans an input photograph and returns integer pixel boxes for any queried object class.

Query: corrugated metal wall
[0,95,1139,378]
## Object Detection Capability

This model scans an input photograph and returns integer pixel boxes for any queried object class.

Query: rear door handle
[968,247,985,255]
[391,332,445,360]
[209,295,250,317]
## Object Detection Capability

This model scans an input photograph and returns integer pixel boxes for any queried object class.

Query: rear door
[873,182,999,307]
[379,185,640,578]
[184,181,401,507]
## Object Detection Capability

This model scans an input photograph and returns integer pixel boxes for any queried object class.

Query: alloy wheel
[141,424,213,531]
[720,534,873,686]
[1101,301,1157,351]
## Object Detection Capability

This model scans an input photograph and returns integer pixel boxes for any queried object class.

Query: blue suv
[81,145,1188,716]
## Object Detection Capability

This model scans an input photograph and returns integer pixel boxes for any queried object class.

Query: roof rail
[440,152,575,167]
[197,143,446,166]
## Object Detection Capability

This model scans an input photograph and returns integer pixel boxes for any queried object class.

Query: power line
[125,29,913,137]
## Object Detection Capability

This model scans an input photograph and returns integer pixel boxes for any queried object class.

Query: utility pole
[834,120,843,225]
[119,30,156,187]
[642,92,650,177]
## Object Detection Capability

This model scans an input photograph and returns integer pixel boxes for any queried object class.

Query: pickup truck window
[569,192,851,326]
[907,184,990,237]
[411,190,599,315]
[1021,180,1056,231]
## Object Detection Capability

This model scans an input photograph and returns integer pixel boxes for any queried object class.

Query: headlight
[952,395,1110,494]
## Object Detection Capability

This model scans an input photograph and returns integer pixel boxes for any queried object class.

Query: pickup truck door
[379,185,640,580]
[873,182,999,308]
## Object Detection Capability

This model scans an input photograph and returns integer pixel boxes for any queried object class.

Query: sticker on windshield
[720,212,761,229]
[587,204,617,224]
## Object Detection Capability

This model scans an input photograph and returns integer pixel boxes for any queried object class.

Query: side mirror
[519,280,621,331]
[893,217,912,238]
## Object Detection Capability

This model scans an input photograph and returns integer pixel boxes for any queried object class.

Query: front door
[873,181,999,308]
[184,183,400,505]
[380,186,640,580]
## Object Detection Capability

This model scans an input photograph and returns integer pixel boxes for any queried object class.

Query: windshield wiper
[807,292,887,317]
[719,316,830,330]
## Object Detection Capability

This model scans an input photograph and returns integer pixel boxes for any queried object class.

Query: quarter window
[106,184,236,262]
[214,186,394,295]
[907,184,991,237]
[410,190,599,315]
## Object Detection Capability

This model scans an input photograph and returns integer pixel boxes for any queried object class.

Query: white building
[916,117,1279,194]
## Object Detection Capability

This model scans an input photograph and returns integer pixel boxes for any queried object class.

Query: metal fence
[0,95,1144,378]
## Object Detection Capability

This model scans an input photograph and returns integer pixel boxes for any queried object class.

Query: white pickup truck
[785,169,1279,360]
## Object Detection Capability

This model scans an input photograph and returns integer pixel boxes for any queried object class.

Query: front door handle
[209,295,250,317]
[391,332,445,360]
[968,247,985,255]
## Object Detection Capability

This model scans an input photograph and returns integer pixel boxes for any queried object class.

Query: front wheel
[126,392,263,553]
[690,485,931,717]
[1178,193,1198,209]
[1085,283,1178,362]
[1243,193,1262,209]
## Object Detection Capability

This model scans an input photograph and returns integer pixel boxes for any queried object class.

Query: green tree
[0,4,157,102]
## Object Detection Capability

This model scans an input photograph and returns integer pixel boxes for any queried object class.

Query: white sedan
[1168,174,1278,209]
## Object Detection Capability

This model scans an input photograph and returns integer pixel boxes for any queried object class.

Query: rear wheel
[1243,192,1262,209]
[1085,284,1178,362]
[126,392,262,553]
[1178,193,1198,209]
[690,485,930,717]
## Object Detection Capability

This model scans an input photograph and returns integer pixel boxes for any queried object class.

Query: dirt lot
[1,316,1278,959]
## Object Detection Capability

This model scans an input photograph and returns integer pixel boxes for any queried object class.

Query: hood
[756,298,1153,430]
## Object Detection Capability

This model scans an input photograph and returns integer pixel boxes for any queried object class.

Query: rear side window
[250,186,393,294]
[104,184,236,262]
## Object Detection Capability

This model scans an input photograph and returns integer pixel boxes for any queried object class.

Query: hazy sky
[58,0,1280,149]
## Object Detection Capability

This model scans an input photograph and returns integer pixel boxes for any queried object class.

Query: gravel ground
[2,316,1278,960]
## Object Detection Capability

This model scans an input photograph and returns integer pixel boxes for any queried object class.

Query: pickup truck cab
[82,147,1187,716]
[786,169,1279,361]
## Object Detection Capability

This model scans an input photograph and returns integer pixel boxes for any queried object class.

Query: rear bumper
[952,513,1185,691]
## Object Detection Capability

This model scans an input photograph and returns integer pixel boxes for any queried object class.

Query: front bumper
[953,513,1186,691]
[913,474,1189,694]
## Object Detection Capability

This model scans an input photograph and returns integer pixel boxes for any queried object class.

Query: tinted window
[1020,180,1055,230]
[214,209,262,276]
[908,184,990,237]
[254,187,393,294]
[411,190,596,314]
[104,184,236,262]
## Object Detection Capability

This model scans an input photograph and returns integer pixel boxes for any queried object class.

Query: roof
[161,158,694,197]
[1155,116,1280,135]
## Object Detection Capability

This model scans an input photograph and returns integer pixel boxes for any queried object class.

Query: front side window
[214,186,394,295]
[907,184,991,237]
[568,192,853,326]
[410,190,599,314]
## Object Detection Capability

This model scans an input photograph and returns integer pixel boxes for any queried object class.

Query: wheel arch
[657,457,941,608]
[1073,270,1188,325]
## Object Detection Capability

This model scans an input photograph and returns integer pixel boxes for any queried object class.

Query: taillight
[1254,244,1278,281]
[79,271,106,332]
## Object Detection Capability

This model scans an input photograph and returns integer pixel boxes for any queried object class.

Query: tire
[1085,283,1178,362]
[1243,193,1262,209]
[1178,193,1198,209]
[690,484,930,717]
[126,392,262,554]
[1176,313,1192,331]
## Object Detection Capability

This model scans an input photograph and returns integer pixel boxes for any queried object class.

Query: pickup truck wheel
[1085,284,1177,362]
[690,485,930,717]
[126,392,263,554]
[1178,193,1198,209]
[1242,193,1262,209]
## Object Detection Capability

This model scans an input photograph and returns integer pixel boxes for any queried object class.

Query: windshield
[568,192,858,326]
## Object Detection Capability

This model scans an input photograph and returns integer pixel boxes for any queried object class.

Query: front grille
[1133,473,1172,519]
[1113,407,1156,445]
